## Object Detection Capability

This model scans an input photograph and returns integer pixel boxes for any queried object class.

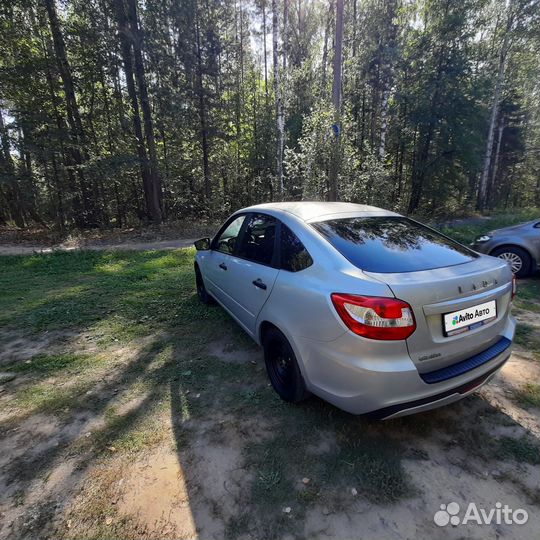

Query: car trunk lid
[364,257,513,374]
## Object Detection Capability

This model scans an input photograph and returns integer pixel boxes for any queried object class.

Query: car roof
[239,201,399,222]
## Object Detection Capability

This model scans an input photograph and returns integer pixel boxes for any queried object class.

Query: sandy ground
[1,338,539,539]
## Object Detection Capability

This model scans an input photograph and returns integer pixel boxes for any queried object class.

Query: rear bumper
[294,315,515,418]
[368,353,508,419]
[418,336,511,384]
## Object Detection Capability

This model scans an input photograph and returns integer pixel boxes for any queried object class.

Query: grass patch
[515,300,540,314]
[515,280,540,302]
[7,353,90,375]
[437,209,539,245]
[514,323,535,344]
[13,381,90,415]
[0,249,203,338]
[514,281,540,315]
[514,323,540,351]
[234,401,413,538]
[513,383,540,408]
[497,436,540,465]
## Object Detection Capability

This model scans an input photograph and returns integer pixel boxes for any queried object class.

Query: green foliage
[285,102,395,208]
[0,0,539,227]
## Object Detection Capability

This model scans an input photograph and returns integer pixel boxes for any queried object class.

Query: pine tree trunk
[19,124,48,227]
[328,0,344,202]
[38,14,82,226]
[43,0,98,227]
[194,1,212,203]
[272,0,284,195]
[321,8,331,94]
[283,0,288,73]
[262,1,269,104]
[477,24,510,210]
[378,0,398,161]
[0,109,28,227]
[487,119,504,208]
[126,0,163,222]
[114,0,160,224]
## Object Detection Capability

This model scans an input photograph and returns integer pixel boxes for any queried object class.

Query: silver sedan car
[194,202,516,419]
[470,220,540,278]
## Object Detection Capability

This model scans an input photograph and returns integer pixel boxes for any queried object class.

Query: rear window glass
[311,216,477,273]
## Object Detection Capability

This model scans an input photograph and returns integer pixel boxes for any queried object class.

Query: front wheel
[263,327,309,403]
[491,246,531,278]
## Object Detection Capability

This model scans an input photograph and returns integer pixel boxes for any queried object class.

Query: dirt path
[0,238,196,255]
[0,215,497,256]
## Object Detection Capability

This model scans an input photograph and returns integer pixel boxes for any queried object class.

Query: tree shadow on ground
[1,251,539,540]
[168,312,540,540]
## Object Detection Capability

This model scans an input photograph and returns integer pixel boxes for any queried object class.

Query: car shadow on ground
[166,307,540,540]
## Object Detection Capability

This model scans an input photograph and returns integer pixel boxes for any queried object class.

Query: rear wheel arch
[261,324,310,403]
[259,320,280,345]
[258,320,309,377]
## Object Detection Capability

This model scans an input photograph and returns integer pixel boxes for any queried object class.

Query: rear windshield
[311,216,477,273]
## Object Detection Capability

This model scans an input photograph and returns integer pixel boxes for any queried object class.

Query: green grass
[437,208,539,244]
[7,353,91,375]
[515,280,540,302]
[513,383,540,408]
[0,249,213,339]
[0,249,250,435]
[1,246,537,540]
[514,280,540,314]
[497,436,540,465]
[514,323,540,352]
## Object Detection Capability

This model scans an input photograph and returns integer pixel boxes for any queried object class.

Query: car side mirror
[194,237,211,251]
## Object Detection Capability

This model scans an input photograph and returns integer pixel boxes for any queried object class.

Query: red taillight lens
[511,275,517,300]
[331,293,416,340]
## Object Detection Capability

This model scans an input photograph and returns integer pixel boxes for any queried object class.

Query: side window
[215,215,246,254]
[237,214,276,265]
[281,224,313,272]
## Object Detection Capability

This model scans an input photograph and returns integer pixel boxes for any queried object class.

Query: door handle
[219,262,227,271]
[252,279,267,290]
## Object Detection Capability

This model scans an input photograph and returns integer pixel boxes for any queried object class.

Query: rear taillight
[331,293,416,340]
[511,275,517,300]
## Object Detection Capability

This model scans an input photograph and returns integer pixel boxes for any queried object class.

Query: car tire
[491,246,531,278]
[195,266,214,305]
[263,327,309,403]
